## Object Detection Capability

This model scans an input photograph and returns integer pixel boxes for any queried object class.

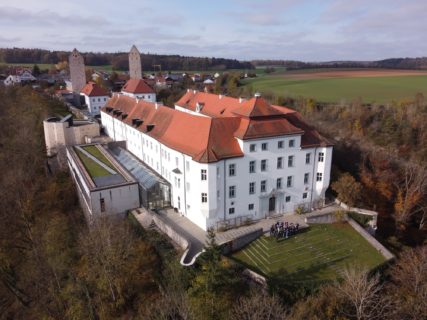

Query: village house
[3,69,36,86]
[121,78,156,102]
[80,82,110,116]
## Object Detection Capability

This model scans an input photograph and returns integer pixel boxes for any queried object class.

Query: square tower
[69,49,86,93]
[129,45,142,80]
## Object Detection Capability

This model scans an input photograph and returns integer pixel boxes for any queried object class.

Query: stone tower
[69,48,86,93]
[129,45,142,79]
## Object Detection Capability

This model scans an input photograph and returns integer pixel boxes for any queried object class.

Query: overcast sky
[1,0,426,61]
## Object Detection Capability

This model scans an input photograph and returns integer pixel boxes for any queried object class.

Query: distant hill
[0,47,254,71]
[252,58,427,70]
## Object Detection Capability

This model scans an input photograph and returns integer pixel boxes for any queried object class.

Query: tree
[230,290,288,320]
[386,246,427,320]
[332,173,363,207]
[32,64,41,76]
[336,267,390,320]
[393,163,427,228]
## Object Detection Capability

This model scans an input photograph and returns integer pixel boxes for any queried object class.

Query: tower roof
[130,45,140,54]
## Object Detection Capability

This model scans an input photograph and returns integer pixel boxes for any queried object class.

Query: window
[303,192,308,199]
[261,143,268,151]
[175,157,179,166]
[229,207,235,215]
[317,172,323,182]
[229,164,236,176]
[304,173,309,184]
[250,144,256,152]
[276,178,282,189]
[287,176,293,187]
[201,193,208,203]
[261,180,267,192]
[249,161,256,173]
[177,178,181,188]
[285,196,291,202]
[100,198,105,212]
[217,190,220,198]
[318,152,325,162]
[249,182,255,194]
[261,160,267,171]
[178,196,181,210]
[186,161,190,171]
[229,186,236,198]
[288,155,294,167]
[201,169,207,180]
[289,139,295,147]
[186,182,190,191]
[306,153,311,164]
[277,157,283,169]
[278,140,284,149]
[248,203,254,210]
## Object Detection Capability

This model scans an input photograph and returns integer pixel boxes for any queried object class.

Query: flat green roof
[75,148,113,178]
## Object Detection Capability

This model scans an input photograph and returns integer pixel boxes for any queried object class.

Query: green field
[75,148,112,178]
[243,74,427,103]
[81,145,115,170]
[232,223,385,284]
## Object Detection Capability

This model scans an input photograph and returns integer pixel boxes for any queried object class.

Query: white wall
[90,184,140,215]
[82,94,109,115]
[100,110,333,230]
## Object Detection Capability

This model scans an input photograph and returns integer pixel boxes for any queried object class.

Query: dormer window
[196,102,204,113]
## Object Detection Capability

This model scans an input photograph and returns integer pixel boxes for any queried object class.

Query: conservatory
[109,145,171,209]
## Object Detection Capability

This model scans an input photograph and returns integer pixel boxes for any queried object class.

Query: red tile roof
[102,95,243,163]
[176,91,332,147]
[122,79,155,94]
[80,82,109,97]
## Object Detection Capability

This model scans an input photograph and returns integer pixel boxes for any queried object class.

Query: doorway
[269,196,276,212]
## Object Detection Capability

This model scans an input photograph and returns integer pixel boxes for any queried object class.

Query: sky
[0,0,426,61]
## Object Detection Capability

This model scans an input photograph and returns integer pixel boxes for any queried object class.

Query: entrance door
[269,196,276,212]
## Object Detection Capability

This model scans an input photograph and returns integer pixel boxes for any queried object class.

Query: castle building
[129,45,142,80]
[68,48,86,93]
[80,82,109,116]
[100,91,333,230]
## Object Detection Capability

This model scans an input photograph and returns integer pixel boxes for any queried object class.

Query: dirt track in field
[283,69,427,80]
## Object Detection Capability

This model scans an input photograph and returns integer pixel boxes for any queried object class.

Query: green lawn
[232,223,385,284]
[75,149,112,178]
[243,75,427,103]
[81,145,115,170]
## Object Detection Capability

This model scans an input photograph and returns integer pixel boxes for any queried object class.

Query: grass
[243,74,427,103]
[231,223,385,284]
[75,148,112,178]
[0,62,54,70]
[81,145,115,170]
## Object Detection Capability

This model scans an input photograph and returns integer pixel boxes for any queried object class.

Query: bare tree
[337,267,390,320]
[393,163,427,228]
[230,290,288,320]
[387,246,427,320]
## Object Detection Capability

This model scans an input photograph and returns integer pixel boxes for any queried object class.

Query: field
[243,68,427,103]
[231,223,385,284]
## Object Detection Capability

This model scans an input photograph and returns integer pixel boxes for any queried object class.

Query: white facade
[101,99,332,231]
[82,94,109,115]
[121,91,156,102]
[3,71,36,86]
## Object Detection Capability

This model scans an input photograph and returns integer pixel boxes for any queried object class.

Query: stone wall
[221,228,263,255]
[305,211,341,224]
[347,218,394,261]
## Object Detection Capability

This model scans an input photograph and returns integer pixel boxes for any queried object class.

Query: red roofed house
[80,82,109,116]
[100,91,333,230]
[121,79,156,102]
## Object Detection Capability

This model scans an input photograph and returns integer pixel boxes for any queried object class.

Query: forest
[0,86,426,319]
[0,48,253,71]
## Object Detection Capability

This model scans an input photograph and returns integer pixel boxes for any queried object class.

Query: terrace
[231,223,386,284]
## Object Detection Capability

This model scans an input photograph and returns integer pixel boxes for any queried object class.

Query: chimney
[219,94,223,100]
[155,103,159,110]
[254,92,261,98]
[193,90,197,94]
[239,97,245,103]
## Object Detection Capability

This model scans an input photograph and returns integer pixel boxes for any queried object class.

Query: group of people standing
[269,221,299,240]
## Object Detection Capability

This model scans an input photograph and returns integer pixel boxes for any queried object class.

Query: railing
[216,214,255,231]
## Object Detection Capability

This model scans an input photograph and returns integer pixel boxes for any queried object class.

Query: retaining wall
[221,228,263,255]
[347,218,394,260]
[305,211,341,224]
